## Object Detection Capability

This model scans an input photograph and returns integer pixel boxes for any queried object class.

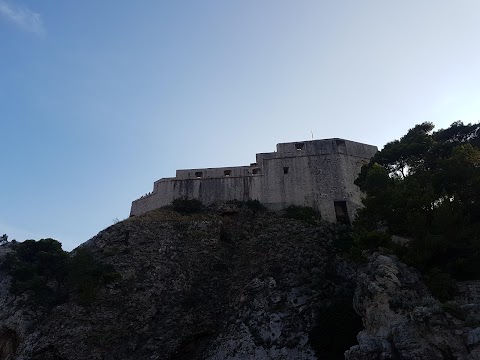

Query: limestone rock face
[0,206,338,360]
[2,207,480,359]
[346,253,480,360]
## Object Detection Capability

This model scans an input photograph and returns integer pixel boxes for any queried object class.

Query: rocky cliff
[1,204,480,359]
[346,253,480,359]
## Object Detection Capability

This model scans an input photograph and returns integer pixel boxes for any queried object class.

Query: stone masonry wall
[130,138,378,221]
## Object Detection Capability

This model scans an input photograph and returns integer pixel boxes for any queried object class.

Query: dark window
[252,168,261,175]
[334,201,350,224]
[224,170,231,177]
[283,167,289,174]
[195,171,203,178]
[295,142,305,150]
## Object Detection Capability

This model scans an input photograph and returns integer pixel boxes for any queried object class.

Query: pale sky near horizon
[1,1,480,250]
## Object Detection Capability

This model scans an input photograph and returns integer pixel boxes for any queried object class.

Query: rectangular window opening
[283,167,289,174]
[195,171,203,178]
[295,142,305,151]
[334,201,350,225]
[252,168,261,175]
[224,170,232,177]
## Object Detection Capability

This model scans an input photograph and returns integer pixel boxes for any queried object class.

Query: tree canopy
[354,121,480,281]
[2,239,119,307]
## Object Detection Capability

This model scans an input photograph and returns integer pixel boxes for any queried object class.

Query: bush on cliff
[225,199,267,214]
[2,239,69,306]
[67,247,120,305]
[2,239,119,307]
[171,198,204,214]
[285,205,321,225]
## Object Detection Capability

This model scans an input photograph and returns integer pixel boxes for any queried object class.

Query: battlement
[131,138,378,222]
[174,165,261,180]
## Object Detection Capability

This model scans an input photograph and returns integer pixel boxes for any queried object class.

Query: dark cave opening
[308,294,363,360]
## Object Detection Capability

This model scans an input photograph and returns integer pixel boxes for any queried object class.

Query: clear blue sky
[1,1,479,250]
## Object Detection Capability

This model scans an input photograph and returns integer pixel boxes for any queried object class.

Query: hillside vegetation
[352,121,480,295]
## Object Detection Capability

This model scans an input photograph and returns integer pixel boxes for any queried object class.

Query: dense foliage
[284,205,321,225]
[354,121,480,286]
[2,239,119,307]
[171,198,204,214]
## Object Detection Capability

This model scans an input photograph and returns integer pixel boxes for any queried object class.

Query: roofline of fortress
[174,138,375,171]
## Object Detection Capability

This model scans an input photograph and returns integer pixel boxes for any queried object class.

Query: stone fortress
[130,138,378,223]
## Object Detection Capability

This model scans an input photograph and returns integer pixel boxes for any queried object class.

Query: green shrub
[346,246,368,264]
[353,231,391,250]
[3,239,120,308]
[285,205,320,225]
[2,239,68,306]
[171,198,204,214]
[334,225,354,253]
[244,200,266,212]
[426,268,456,301]
[219,225,232,243]
[68,247,119,305]
[225,199,266,212]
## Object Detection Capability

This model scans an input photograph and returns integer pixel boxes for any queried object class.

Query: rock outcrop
[346,253,480,360]
[1,205,480,359]
[0,205,343,359]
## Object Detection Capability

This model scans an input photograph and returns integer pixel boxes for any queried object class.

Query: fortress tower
[130,138,378,222]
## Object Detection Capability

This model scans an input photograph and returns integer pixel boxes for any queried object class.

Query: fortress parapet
[130,138,377,222]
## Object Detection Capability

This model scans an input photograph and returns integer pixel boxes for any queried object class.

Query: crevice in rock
[308,290,363,360]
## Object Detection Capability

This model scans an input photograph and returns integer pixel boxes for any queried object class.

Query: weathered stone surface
[345,252,480,360]
[0,206,337,360]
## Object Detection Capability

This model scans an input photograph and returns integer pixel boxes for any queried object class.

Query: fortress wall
[173,176,262,204]
[259,153,346,221]
[344,139,379,158]
[130,175,263,216]
[175,165,257,179]
[130,194,157,216]
[275,138,377,158]
[130,178,176,216]
[276,139,339,155]
[307,154,349,222]
[336,141,377,220]
[258,140,376,221]
[260,154,315,211]
[130,138,378,220]
[338,153,374,220]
